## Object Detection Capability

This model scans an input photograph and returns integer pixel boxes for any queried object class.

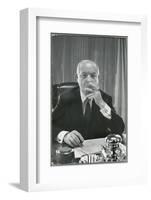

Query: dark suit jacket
[52,86,125,142]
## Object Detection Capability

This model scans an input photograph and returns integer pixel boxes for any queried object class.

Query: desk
[51,138,106,166]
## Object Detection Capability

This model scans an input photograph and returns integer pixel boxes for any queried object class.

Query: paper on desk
[74,138,105,158]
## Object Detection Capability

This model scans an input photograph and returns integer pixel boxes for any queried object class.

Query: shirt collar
[80,90,87,103]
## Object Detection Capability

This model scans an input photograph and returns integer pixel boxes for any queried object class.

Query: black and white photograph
[51,33,127,166]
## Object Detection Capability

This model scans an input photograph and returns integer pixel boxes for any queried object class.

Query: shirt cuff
[100,103,111,119]
[57,131,69,143]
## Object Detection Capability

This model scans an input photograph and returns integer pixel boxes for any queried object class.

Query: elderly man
[52,60,125,147]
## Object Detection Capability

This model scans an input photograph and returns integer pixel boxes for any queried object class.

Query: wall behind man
[0,0,150,199]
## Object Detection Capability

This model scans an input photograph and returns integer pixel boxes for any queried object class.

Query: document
[74,138,105,158]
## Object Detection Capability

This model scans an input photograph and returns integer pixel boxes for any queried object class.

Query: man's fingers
[73,131,84,142]
[85,93,94,99]
[67,136,77,147]
[85,88,94,95]
[70,134,81,147]
[64,133,74,147]
[73,131,84,143]
[64,131,84,147]
[85,87,100,100]
[85,88,93,92]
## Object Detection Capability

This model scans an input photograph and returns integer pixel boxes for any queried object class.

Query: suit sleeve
[103,96,125,136]
[52,97,68,142]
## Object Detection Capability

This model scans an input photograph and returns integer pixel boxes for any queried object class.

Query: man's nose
[86,75,93,81]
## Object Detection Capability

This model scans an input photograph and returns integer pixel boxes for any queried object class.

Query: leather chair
[52,82,79,111]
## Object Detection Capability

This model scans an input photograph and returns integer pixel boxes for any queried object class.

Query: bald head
[76,60,99,76]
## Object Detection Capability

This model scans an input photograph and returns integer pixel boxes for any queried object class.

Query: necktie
[84,100,91,122]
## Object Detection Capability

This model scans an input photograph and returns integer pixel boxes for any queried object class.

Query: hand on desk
[63,130,84,147]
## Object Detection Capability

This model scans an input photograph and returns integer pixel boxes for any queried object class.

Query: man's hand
[93,90,106,109]
[63,130,84,147]
[85,83,105,109]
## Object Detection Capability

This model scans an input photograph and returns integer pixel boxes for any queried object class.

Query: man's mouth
[85,87,94,94]
[85,84,95,90]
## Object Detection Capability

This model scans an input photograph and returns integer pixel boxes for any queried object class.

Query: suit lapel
[72,88,83,118]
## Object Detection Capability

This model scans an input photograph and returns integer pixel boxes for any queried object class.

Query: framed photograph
[20,8,147,191]
[50,32,128,166]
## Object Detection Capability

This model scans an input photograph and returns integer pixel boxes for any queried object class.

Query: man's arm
[85,87,125,136]
[52,97,67,142]
[52,97,84,147]
[101,94,125,136]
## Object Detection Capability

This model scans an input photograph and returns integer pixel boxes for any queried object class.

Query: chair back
[52,82,78,109]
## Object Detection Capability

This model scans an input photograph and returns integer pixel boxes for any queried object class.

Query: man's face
[77,62,99,95]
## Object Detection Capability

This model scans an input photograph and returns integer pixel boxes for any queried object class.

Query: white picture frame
[20,8,148,192]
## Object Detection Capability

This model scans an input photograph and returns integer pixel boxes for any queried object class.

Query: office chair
[52,82,79,111]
